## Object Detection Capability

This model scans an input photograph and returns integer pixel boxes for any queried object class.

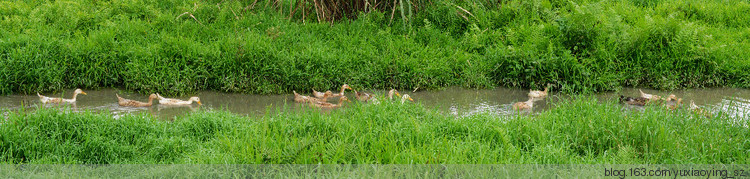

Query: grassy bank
[1,98,748,164]
[1,0,750,95]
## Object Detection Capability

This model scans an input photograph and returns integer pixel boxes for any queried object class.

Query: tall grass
[1,0,749,95]
[2,98,748,164]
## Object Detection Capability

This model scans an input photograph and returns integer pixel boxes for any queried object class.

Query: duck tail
[639,89,645,96]
[37,92,42,98]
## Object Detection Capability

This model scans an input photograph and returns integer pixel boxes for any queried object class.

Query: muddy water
[1,88,750,120]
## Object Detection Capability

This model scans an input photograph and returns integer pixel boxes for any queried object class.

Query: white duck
[312,89,334,100]
[37,89,87,104]
[639,89,661,101]
[293,90,324,103]
[156,93,202,105]
[400,94,414,104]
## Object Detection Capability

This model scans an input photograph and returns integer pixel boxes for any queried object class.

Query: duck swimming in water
[331,84,353,97]
[620,95,649,106]
[37,89,87,104]
[528,84,550,98]
[116,93,158,107]
[156,93,202,105]
[639,89,661,101]
[310,96,350,109]
[293,90,325,103]
[513,98,534,110]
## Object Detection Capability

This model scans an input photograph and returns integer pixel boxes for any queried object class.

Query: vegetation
[2,98,748,164]
[1,0,750,95]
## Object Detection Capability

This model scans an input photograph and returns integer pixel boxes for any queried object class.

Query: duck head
[190,97,202,105]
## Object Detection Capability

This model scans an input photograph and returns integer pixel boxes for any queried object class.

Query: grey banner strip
[1,164,749,178]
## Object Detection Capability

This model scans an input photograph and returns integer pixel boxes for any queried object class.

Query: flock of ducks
[38,89,202,107]
[620,89,711,117]
[34,86,711,117]
[293,84,414,108]
[37,84,412,110]
[511,86,711,117]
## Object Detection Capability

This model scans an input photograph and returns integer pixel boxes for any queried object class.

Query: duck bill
[396,92,401,97]
[408,97,414,101]
[81,92,88,95]
[196,101,202,105]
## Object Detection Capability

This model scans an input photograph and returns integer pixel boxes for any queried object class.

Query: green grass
[2,98,748,164]
[1,0,750,95]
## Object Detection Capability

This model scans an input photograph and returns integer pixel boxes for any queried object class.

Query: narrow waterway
[2,88,749,120]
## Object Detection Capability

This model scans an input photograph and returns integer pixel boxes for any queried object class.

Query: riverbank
[2,0,750,95]
[2,98,747,164]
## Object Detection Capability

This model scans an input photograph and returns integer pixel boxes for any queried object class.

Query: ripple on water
[713,97,750,121]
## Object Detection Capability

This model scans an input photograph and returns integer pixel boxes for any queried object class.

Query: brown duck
[117,94,158,107]
[354,90,373,102]
[620,95,649,106]
[513,98,534,110]
[293,90,324,103]
[310,96,350,108]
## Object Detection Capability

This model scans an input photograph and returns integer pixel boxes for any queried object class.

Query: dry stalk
[454,4,476,20]
[313,0,322,22]
[364,0,370,13]
[457,10,469,21]
[230,7,239,19]
[245,0,258,11]
[176,3,206,27]
[289,0,303,20]
[389,0,396,25]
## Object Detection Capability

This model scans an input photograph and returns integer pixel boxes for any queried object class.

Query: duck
[116,93,158,107]
[689,100,712,118]
[312,89,334,100]
[619,95,649,106]
[639,89,661,101]
[156,93,202,105]
[665,94,678,101]
[37,88,87,104]
[400,94,414,104]
[528,84,550,98]
[355,90,373,102]
[664,98,683,110]
[310,96,350,108]
[293,90,323,103]
[512,98,534,110]
[388,89,401,100]
[331,84,353,97]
